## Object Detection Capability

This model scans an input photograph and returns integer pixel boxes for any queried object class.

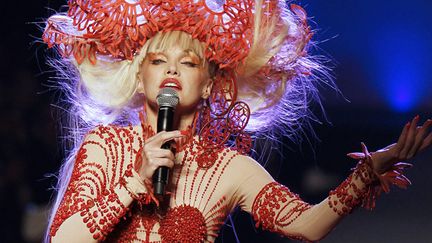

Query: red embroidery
[251,182,312,241]
[106,205,159,242]
[234,131,252,155]
[227,101,250,133]
[196,98,252,167]
[328,143,412,215]
[120,161,159,207]
[327,161,374,216]
[50,125,142,240]
[159,205,206,242]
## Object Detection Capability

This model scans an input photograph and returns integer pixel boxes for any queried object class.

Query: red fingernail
[415,115,420,119]
[180,130,189,136]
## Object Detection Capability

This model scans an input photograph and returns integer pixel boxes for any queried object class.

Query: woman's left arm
[231,154,343,241]
[232,116,431,242]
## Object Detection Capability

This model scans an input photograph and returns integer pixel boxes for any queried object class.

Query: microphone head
[157,87,179,108]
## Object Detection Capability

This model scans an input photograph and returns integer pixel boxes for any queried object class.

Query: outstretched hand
[371,116,432,174]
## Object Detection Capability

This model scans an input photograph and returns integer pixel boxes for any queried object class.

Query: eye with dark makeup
[181,61,198,68]
[150,59,166,65]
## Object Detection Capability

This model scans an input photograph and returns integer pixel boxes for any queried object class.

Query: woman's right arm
[50,125,182,242]
[49,125,142,242]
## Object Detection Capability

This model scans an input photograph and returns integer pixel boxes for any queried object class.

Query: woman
[42,0,432,242]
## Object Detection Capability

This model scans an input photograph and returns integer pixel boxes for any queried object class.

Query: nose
[166,64,179,76]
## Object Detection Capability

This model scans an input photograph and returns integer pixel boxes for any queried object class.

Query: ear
[201,78,213,99]
[136,73,145,94]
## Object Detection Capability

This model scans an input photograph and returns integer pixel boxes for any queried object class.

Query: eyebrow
[149,50,202,64]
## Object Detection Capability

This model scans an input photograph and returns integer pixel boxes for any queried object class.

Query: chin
[176,101,202,115]
[144,98,159,112]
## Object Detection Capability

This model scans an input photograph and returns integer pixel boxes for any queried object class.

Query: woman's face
[139,45,212,113]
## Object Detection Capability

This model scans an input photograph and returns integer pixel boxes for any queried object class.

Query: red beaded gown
[48,123,382,242]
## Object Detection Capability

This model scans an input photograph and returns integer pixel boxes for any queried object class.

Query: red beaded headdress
[43,0,315,161]
[43,0,312,68]
[46,0,250,66]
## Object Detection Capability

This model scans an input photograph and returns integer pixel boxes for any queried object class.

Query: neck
[144,102,196,133]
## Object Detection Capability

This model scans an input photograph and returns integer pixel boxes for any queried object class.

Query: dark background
[0,0,431,242]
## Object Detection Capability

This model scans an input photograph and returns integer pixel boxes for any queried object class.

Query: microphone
[153,87,179,196]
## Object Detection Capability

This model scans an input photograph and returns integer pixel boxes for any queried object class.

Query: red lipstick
[159,78,182,90]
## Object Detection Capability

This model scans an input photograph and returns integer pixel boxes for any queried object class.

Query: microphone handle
[153,106,174,196]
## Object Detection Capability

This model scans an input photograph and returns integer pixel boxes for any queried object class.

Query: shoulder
[83,124,143,146]
[221,150,276,211]
[222,148,273,182]
[79,124,143,162]
[85,124,139,139]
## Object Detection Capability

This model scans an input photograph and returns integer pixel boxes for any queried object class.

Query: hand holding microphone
[153,87,179,195]
[135,87,179,197]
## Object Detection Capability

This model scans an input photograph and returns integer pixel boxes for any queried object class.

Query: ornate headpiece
[43,0,310,67]
[44,0,319,157]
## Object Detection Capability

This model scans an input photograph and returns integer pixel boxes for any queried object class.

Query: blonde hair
[74,30,213,125]
[236,0,331,136]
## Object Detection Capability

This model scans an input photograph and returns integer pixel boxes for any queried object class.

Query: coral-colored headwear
[43,0,309,69]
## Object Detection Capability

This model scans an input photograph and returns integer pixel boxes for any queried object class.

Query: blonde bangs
[147,31,206,64]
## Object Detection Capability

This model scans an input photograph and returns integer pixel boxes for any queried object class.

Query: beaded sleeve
[49,125,153,242]
[230,156,317,241]
[251,182,313,241]
[328,142,412,214]
[234,144,412,242]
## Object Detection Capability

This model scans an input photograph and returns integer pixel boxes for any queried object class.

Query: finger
[399,116,419,158]
[147,158,175,169]
[173,135,190,146]
[150,149,175,161]
[361,142,369,155]
[347,152,366,160]
[156,158,175,168]
[145,130,180,143]
[407,119,432,158]
[146,130,183,147]
[419,129,432,151]
[405,126,421,158]
[394,121,411,152]
[376,143,396,152]
[145,149,175,163]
